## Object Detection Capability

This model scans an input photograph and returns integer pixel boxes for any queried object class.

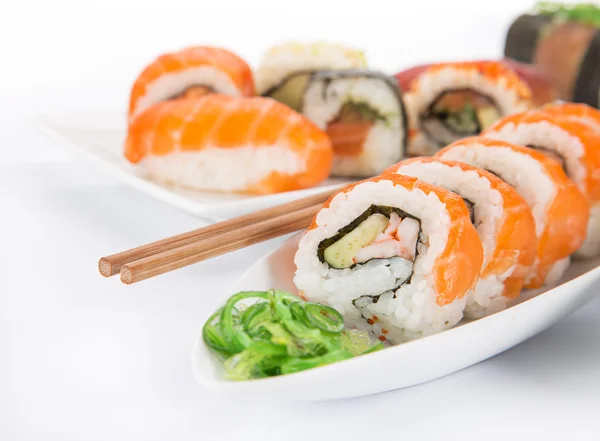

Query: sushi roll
[300,70,407,177]
[482,110,600,256]
[124,95,333,195]
[256,42,366,96]
[396,60,559,108]
[128,46,255,121]
[504,3,600,107]
[437,137,589,288]
[541,102,600,132]
[387,157,536,319]
[405,61,532,156]
[294,174,483,343]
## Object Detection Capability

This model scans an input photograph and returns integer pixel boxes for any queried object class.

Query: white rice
[139,145,305,192]
[294,179,467,344]
[131,66,241,120]
[302,75,405,177]
[483,121,586,190]
[438,142,569,285]
[544,257,571,286]
[256,42,366,94]
[392,160,512,318]
[577,204,600,258]
[405,66,530,155]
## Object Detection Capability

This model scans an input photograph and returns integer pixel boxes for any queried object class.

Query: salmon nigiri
[125,95,333,195]
[437,137,589,288]
[387,157,537,318]
[129,46,255,121]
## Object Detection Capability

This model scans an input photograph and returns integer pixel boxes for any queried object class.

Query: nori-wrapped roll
[504,2,600,107]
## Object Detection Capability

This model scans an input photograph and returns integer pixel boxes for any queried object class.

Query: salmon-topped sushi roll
[482,110,600,256]
[437,137,589,288]
[125,96,333,195]
[387,157,536,318]
[129,46,255,121]
[294,174,483,343]
[404,61,532,156]
[540,102,600,133]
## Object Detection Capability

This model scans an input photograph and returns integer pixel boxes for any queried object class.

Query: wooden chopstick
[98,188,336,280]
[119,203,319,284]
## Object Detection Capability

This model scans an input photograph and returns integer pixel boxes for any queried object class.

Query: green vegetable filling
[264,72,312,111]
[202,289,383,380]
[440,103,480,134]
[337,101,387,124]
[422,89,501,145]
[317,205,421,269]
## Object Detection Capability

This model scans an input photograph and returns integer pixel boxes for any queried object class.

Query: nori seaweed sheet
[317,205,421,268]
[573,31,600,107]
[504,14,551,63]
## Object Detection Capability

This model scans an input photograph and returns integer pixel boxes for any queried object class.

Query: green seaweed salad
[203,289,383,380]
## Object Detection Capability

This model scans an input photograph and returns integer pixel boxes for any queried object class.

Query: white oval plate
[34,111,350,220]
[192,233,600,401]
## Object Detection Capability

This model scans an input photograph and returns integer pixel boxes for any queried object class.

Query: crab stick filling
[322,212,419,269]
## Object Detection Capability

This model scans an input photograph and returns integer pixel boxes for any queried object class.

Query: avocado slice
[323,214,389,269]
[476,106,501,129]
[266,72,311,111]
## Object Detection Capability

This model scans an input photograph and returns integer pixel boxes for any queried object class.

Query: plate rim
[33,111,350,219]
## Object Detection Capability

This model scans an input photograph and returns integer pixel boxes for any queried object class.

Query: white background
[2,0,600,439]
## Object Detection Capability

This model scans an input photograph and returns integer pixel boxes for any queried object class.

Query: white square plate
[35,111,350,220]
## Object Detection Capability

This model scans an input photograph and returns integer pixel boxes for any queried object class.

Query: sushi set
[37,2,600,398]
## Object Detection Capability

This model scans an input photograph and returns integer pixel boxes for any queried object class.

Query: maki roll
[294,174,483,343]
[301,70,407,177]
[504,2,600,107]
[387,158,536,319]
[256,42,366,96]
[125,95,333,194]
[482,110,600,256]
[396,60,558,108]
[258,42,405,177]
[128,46,255,121]
[405,61,532,156]
[437,137,589,288]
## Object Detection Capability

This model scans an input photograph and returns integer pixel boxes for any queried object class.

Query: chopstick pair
[98,189,336,284]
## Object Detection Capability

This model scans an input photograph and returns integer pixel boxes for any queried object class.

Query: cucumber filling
[318,205,421,270]
[421,89,501,146]
[263,71,312,111]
